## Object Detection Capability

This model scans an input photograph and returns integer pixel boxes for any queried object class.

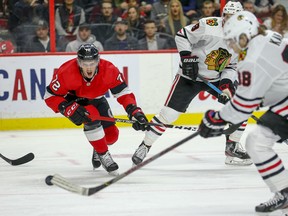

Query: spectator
[249,0,281,19]
[200,0,216,18]
[243,0,263,23]
[8,0,35,32]
[0,27,16,52]
[23,19,50,52]
[138,19,170,49]
[66,22,103,52]
[139,0,153,17]
[161,0,189,36]
[263,4,288,37]
[31,0,49,22]
[104,17,138,50]
[55,0,86,39]
[74,0,101,21]
[121,0,147,18]
[125,6,146,39]
[89,1,118,24]
[89,1,118,45]
[180,0,198,20]
[0,37,15,53]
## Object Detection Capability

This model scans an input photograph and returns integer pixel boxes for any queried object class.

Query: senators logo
[204,48,232,72]
[206,18,218,26]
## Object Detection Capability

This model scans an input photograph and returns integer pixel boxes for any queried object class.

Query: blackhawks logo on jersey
[205,48,232,72]
[206,18,218,26]
[238,48,248,62]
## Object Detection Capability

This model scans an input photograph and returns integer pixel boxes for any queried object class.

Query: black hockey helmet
[77,44,99,61]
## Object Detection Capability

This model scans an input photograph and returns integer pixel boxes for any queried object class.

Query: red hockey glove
[199,110,227,138]
[181,55,199,81]
[126,104,150,131]
[59,101,91,126]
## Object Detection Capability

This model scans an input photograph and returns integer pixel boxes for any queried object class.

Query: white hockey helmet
[223,11,259,48]
[223,1,243,15]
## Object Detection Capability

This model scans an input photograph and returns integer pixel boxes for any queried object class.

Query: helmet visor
[78,59,99,68]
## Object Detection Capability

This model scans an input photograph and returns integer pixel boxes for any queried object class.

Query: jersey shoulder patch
[206,18,219,26]
[191,22,200,31]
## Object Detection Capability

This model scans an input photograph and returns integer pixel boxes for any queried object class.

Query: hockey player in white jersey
[132,1,253,166]
[199,11,288,215]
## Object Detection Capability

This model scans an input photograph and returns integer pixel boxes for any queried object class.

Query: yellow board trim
[0,111,265,131]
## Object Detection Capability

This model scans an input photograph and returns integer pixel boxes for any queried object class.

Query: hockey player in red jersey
[199,11,288,215]
[132,1,252,166]
[44,44,149,175]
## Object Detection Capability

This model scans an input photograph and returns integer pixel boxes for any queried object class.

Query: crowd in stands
[0,0,288,53]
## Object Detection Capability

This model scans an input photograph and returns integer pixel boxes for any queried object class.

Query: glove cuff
[126,104,142,119]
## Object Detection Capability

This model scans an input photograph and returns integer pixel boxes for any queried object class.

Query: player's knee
[104,125,119,145]
[157,106,180,124]
[246,126,271,156]
[84,120,101,131]
[84,125,105,142]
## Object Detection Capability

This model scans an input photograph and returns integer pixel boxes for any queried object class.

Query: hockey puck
[45,175,54,186]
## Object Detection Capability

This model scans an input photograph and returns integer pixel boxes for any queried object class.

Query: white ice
[0,125,287,216]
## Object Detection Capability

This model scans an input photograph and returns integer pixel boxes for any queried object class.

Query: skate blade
[225,156,253,166]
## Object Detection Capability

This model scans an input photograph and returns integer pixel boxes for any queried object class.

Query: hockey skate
[225,140,253,166]
[132,141,151,166]
[98,150,119,176]
[255,187,288,215]
[91,150,101,169]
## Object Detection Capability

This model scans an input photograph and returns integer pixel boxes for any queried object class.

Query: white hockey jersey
[219,31,288,124]
[175,17,238,82]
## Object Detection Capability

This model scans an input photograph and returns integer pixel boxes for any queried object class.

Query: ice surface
[0,125,287,216]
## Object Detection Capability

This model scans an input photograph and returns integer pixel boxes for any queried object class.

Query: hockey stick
[197,74,259,122]
[96,115,198,131]
[45,125,236,196]
[0,152,35,166]
[71,98,198,131]
[198,76,288,144]
[45,130,200,195]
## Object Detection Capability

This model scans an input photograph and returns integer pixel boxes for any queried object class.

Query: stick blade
[11,152,35,165]
[49,174,89,196]
[0,152,35,166]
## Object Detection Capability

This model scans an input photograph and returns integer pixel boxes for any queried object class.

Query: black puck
[45,175,53,186]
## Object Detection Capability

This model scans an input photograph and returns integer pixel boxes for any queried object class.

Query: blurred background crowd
[0,0,287,53]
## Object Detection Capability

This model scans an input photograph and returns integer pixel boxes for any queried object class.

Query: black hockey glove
[218,79,236,104]
[126,104,149,131]
[181,55,199,81]
[199,110,227,138]
[58,101,91,126]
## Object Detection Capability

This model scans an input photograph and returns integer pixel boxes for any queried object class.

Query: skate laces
[234,142,246,154]
[100,152,114,167]
[135,144,149,159]
[263,193,285,207]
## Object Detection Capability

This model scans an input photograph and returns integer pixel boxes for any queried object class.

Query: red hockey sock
[89,137,108,154]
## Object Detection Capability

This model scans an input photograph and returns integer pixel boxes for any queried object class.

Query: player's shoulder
[99,58,118,71]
